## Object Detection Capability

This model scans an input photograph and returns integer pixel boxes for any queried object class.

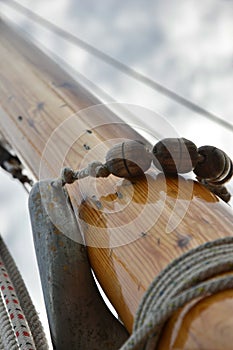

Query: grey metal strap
[29,180,128,350]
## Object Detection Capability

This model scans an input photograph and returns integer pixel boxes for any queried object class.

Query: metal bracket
[29,180,128,349]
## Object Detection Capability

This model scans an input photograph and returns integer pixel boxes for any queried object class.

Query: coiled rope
[121,236,233,350]
[0,235,48,349]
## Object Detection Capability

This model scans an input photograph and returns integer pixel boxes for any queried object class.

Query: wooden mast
[1,18,233,349]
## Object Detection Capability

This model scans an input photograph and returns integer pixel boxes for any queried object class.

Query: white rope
[0,335,6,350]
[0,293,18,349]
[0,236,48,349]
[0,257,36,349]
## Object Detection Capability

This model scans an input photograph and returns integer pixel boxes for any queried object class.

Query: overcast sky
[0,0,233,347]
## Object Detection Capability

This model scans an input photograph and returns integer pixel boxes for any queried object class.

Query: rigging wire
[1,0,233,132]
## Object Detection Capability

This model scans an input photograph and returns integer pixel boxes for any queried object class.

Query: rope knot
[87,161,110,178]
[61,167,77,184]
[87,161,104,177]
[60,162,111,185]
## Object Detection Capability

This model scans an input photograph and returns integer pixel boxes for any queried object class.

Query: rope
[0,336,6,350]
[58,162,110,186]
[0,236,48,350]
[121,236,233,350]
[0,293,18,349]
[0,257,36,349]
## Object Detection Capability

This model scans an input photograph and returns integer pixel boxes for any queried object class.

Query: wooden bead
[201,182,231,203]
[105,140,152,178]
[152,138,199,174]
[194,146,233,185]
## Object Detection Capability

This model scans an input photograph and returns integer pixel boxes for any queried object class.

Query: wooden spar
[1,18,233,349]
[0,19,133,349]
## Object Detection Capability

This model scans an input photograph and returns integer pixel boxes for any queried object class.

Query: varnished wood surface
[0,20,143,180]
[157,287,233,350]
[80,173,233,335]
[1,19,233,349]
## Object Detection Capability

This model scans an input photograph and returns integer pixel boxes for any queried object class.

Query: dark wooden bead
[194,146,233,185]
[201,182,231,203]
[105,140,152,178]
[152,138,199,174]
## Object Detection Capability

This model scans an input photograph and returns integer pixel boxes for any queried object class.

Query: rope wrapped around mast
[121,236,233,350]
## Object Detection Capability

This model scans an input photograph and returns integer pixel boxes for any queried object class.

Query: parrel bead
[105,140,152,178]
[152,138,199,174]
[203,182,231,203]
[193,146,233,185]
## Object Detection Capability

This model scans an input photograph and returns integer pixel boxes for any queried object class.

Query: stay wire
[1,0,233,132]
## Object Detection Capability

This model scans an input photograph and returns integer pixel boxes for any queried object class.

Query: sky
[0,0,233,348]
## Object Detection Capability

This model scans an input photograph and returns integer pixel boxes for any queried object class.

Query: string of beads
[61,138,233,203]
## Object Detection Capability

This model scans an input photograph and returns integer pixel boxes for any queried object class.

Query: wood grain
[80,173,233,335]
[0,20,143,179]
[1,19,233,349]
